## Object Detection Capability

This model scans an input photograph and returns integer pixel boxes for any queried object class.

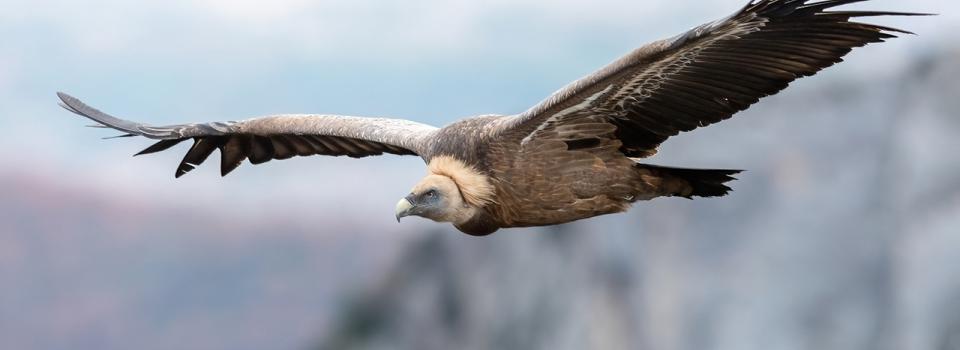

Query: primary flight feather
[59,0,924,235]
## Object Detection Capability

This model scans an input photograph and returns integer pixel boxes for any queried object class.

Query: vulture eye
[424,189,438,199]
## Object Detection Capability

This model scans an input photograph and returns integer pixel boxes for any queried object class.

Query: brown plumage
[58,0,925,236]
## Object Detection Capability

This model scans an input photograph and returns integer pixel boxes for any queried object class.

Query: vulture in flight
[59,0,924,236]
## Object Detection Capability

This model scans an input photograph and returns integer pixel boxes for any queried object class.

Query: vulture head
[395,174,474,224]
[394,156,497,234]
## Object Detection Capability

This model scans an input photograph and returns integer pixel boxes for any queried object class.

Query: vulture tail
[637,164,743,199]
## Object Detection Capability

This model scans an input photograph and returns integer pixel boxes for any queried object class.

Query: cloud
[193,0,317,22]
[0,0,703,61]
[0,56,18,95]
[4,0,950,65]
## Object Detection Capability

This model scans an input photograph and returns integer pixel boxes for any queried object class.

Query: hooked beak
[395,197,414,222]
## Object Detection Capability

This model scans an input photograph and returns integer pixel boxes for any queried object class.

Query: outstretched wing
[58,92,438,177]
[494,0,926,157]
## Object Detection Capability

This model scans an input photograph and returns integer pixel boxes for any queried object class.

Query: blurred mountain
[315,48,960,350]
[0,169,413,350]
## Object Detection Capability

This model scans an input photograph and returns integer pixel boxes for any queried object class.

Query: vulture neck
[427,156,496,208]
[427,156,498,235]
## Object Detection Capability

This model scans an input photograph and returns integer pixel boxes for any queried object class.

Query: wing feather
[495,0,927,157]
[177,138,222,178]
[58,92,438,177]
[247,136,275,165]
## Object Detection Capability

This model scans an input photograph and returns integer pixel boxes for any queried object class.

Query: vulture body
[59,0,924,236]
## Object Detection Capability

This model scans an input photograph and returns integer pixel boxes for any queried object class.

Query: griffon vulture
[59,0,923,236]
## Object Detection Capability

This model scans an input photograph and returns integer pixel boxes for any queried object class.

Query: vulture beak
[395,197,414,222]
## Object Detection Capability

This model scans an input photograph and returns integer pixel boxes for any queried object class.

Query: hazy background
[1,1,957,349]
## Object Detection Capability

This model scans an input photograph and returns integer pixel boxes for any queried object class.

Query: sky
[0,0,952,221]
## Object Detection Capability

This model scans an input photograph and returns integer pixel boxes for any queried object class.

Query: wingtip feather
[102,134,136,140]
